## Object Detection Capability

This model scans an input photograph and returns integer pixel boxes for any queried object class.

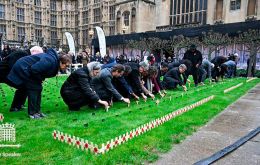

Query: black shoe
[10,107,22,112]
[29,114,41,119]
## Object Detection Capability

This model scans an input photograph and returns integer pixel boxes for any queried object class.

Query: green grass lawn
[0,77,259,164]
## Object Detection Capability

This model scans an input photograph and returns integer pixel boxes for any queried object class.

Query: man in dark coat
[112,65,139,100]
[161,64,187,91]
[183,44,202,86]
[0,50,29,83]
[7,49,71,119]
[92,64,130,105]
[211,56,228,81]
[124,62,150,100]
[0,46,44,111]
[0,44,12,61]
[99,57,139,100]
[60,62,109,111]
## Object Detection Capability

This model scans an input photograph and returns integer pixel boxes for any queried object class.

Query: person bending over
[7,49,71,119]
[61,62,109,111]
[92,64,130,105]
[162,64,187,91]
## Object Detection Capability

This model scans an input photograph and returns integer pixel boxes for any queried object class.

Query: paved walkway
[153,84,260,165]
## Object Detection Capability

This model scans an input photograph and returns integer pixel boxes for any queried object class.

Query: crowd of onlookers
[0,43,243,119]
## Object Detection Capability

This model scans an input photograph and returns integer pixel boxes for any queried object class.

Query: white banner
[65,32,76,58]
[95,26,106,57]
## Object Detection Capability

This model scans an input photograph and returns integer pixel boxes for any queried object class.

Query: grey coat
[92,68,123,100]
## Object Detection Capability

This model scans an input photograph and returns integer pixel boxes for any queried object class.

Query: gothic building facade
[0,0,259,49]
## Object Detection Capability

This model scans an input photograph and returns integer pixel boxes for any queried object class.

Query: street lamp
[88,29,94,55]
[122,26,128,55]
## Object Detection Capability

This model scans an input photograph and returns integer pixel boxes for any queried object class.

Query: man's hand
[148,93,155,99]
[182,85,187,92]
[98,100,109,109]
[196,64,199,68]
[132,93,140,100]
[122,98,130,104]
[141,93,147,101]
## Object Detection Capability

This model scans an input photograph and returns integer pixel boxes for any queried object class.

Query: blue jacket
[224,60,236,67]
[7,48,59,89]
[101,58,116,69]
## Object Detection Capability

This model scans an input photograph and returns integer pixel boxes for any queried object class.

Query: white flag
[65,32,76,58]
[95,26,106,58]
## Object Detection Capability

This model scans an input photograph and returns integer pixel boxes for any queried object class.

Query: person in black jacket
[183,44,202,86]
[124,62,151,100]
[0,44,12,61]
[0,46,44,111]
[112,65,139,100]
[211,56,228,81]
[92,64,130,105]
[162,64,187,91]
[7,49,71,119]
[60,62,109,111]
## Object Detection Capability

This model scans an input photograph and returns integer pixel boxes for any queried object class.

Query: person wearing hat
[161,64,187,91]
[183,44,202,86]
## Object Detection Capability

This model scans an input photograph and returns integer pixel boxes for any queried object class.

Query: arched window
[131,8,136,32]
[123,11,130,26]
[116,11,121,34]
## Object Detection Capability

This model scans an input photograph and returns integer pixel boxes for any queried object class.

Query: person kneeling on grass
[161,64,187,91]
[92,64,130,106]
[60,62,109,111]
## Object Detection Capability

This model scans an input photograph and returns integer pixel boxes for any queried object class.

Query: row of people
[0,45,238,119]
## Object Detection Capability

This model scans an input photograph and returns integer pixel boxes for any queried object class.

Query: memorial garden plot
[0,77,258,164]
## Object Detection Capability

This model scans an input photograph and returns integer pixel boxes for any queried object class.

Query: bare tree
[164,35,201,59]
[126,37,166,58]
[235,29,260,77]
[201,31,232,60]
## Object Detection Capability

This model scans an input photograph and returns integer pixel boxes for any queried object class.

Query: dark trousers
[27,89,42,115]
[162,77,178,89]
[11,88,27,109]
[6,79,42,115]
[5,79,27,109]
[60,90,88,109]
[187,67,199,85]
